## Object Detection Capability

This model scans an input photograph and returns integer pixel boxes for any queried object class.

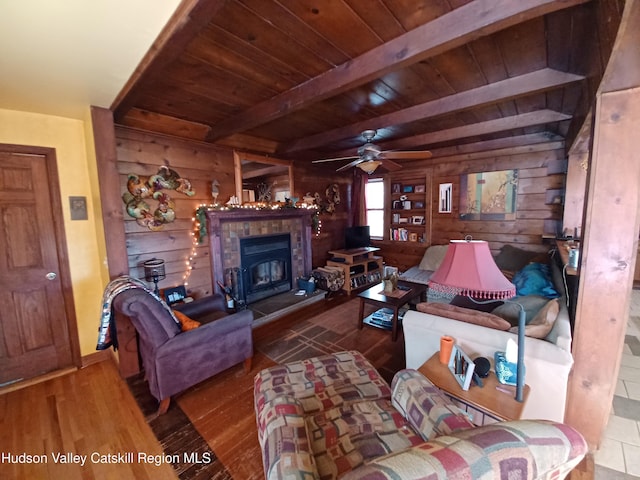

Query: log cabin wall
[374,141,565,271]
[115,127,236,298]
[293,163,354,268]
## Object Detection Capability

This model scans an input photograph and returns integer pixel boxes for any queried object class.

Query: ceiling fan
[312,129,432,174]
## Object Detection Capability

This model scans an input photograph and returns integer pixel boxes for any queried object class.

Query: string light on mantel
[182,202,322,283]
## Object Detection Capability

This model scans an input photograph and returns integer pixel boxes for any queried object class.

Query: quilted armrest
[391,369,474,440]
[254,394,320,480]
[341,420,588,480]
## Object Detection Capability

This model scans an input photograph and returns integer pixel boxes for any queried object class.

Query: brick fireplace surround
[206,208,316,297]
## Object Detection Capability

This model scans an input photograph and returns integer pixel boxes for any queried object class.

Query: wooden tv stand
[327,247,383,293]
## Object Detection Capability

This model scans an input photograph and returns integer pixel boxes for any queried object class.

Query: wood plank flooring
[0,359,177,479]
[0,292,595,479]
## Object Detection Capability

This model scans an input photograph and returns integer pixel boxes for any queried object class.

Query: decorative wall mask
[122,166,195,231]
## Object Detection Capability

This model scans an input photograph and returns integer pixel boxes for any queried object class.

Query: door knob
[46,272,57,280]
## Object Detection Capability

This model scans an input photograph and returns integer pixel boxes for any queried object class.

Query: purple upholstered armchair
[112,290,253,415]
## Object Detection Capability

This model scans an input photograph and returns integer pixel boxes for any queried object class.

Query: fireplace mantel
[206,207,316,297]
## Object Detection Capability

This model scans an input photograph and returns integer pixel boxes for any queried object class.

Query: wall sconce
[143,258,166,295]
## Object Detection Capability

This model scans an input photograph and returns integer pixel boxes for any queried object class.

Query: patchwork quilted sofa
[254,351,587,480]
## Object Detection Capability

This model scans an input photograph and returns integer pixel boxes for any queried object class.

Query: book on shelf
[390,227,409,241]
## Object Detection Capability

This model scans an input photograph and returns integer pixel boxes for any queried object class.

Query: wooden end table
[418,353,530,422]
[357,280,427,341]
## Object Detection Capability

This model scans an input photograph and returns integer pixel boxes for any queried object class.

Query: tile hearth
[248,288,326,327]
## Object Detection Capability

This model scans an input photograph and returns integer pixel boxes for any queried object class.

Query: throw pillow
[416,302,511,331]
[173,309,201,331]
[418,244,449,271]
[509,298,559,339]
[493,245,542,272]
[491,295,551,326]
[512,262,560,298]
[450,295,503,313]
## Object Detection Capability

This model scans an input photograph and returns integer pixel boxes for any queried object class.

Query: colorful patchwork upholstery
[391,368,476,440]
[254,351,587,480]
[341,420,588,480]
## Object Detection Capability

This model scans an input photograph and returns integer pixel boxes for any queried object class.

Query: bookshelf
[388,174,429,244]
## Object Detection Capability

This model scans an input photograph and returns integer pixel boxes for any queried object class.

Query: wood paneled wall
[115,127,236,298]
[375,141,565,270]
[294,163,354,268]
[114,129,564,290]
[115,129,353,292]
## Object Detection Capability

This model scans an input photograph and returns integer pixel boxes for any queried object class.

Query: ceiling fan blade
[312,155,358,163]
[380,159,402,171]
[336,158,364,172]
[382,150,432,160]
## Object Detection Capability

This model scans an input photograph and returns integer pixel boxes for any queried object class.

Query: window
[365,179,384,239]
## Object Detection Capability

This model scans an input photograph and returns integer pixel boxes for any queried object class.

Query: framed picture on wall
[414,201,425,209]
[392,183,402,194]
[459,170,518,220]
[403,185,414,193]
[415,185,425,193]
[439,183,452,213]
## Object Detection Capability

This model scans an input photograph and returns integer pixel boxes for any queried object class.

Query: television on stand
[345,226,371,250]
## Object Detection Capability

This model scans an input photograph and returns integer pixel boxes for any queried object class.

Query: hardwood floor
[0,359,177,479]
[0,293,595,479]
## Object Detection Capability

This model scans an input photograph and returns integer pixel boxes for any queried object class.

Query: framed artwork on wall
[459,170,518,220]
[439,183,452,213]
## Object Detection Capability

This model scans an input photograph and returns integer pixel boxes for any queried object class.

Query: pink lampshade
[428,240,516,299]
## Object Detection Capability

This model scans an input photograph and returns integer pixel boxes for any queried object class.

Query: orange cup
[439,336,454,364]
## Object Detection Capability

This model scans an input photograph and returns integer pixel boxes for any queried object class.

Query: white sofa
[403,250,574,423]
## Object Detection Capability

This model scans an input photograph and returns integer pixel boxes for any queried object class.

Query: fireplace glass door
[240,234,292,304]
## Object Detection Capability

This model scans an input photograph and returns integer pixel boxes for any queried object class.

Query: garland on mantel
[194,203,320,244]
[184,203,321,285]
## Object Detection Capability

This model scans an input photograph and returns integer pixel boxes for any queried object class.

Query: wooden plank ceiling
[112,0,612,170]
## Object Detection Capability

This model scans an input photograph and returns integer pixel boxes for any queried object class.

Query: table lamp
[143,258,166,295]
[428,238,526,402]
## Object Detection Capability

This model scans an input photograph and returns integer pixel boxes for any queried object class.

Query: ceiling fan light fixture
[358,160,382,174]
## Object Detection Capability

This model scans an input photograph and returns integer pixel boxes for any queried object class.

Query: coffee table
[357,280,427,341]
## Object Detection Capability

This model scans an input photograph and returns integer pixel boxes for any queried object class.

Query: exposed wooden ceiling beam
[425,133,564,159]
[112,0,229,121]
[206,0,589,141]
[280,69,584,154]
[325,110,571,158]
[405,134,565,166]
